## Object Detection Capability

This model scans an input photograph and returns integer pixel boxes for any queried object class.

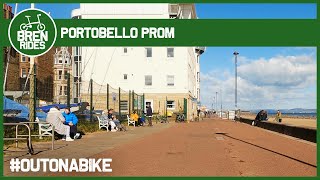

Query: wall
[80,47,192,94]
[240,118,316,143]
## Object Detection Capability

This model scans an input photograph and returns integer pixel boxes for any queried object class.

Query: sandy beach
[241,113,317,129]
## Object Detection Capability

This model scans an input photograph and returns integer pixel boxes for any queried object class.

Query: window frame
[166,100,176,109]
[167,48,174,58]
[145,75,152,86]
[167,75,175,86]
[145,48,152,58]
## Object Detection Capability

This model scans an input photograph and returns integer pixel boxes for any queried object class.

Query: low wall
[240,118,316,143]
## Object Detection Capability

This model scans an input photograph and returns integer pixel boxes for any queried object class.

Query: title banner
[3,19,320,47]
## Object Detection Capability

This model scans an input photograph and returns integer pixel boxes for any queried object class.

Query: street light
[215,91,218,114]
[220,88,222,118]
[233,51,239,121]
[213,97,215,111]
[233,51,239,111]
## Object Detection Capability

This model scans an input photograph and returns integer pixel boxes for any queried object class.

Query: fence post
[29,64,36,130]
[142,93,145,118]
[137,95,139,115]
[129,90,131,115]
[132,90,135,114]
[107,84,109,110]
[118,87,121,121]
[90,79,93,122]
[165,96,168,121]
[184,98,187,120]
[67,72,70,107]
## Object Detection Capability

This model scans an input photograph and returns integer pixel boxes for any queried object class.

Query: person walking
[275,110,282,123]
[146,103,153,126]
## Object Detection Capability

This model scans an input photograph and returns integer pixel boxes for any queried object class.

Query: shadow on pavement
[215,133,317,168]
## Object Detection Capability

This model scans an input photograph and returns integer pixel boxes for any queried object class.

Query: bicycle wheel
[20,23,28,31]
[37,23,46,31]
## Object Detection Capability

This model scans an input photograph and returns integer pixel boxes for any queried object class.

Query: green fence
[77,79,144,121]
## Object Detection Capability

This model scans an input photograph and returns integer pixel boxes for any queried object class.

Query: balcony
[169,4,180,19]
[195,47,206,55]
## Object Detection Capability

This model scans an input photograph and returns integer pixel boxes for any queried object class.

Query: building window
[167,75,174,86]
[167,48,174,58]
[64,86,68,95]
[58,70,62,80]
[55,57,70,65]
[167,100,175,109]
[145,75,152,86]
[64,70,69,79]
[21,68,27,78]
[123,47,128,54]
[58,86,63,95]
[21,55,27,62]
[58,85,67,96]
[145,48,152,58]
[197,72,200,82]
[58,58,63,64]
[124,74,128,80]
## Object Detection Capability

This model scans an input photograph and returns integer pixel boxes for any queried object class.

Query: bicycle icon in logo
[19,14,46,31]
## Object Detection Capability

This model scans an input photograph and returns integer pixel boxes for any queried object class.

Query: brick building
[3,4,56,103]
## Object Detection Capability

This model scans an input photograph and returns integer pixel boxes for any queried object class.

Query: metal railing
[4,122,55,156]
[4,123,34,155]
[19,122,55,150]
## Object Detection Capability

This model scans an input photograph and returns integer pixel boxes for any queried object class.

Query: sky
[8,3,317,110]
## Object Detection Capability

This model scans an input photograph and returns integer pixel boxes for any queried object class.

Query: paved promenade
[4,118,317,176]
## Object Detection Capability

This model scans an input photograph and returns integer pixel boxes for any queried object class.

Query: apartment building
[3,5,55,103]
[53,47,73,104]
[71,4,205,119]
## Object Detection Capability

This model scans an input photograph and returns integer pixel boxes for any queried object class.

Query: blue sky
[8,3,317,110]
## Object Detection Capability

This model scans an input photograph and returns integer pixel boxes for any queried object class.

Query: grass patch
[77,120,99,134]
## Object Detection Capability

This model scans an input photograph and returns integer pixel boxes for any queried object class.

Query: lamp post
[233,51,239,121]
[215,91,218,113]
[233,51,239,111]
[220,88,222,118]
[213,97,215,111]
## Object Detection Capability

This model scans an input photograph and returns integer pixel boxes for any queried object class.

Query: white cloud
[200,54,316,110]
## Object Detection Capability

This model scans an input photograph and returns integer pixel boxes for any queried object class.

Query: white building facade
[71,4,204,120]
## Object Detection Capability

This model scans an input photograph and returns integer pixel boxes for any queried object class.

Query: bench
[127,115,135,127]
[97,116,109,131]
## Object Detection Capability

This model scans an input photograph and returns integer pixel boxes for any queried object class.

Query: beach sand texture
[241,113,316,129]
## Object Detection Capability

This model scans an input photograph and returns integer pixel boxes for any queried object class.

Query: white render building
[71,4,204,120]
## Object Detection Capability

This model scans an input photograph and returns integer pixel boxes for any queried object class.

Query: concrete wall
[240,118,316,143]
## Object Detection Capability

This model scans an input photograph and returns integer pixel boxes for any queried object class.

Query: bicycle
[156,115,168,124]
[176,113,185,122]
[20,14,46,31]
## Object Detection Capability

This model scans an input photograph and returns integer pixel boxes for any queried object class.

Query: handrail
[19,121,55,150]
[3,123,34,155]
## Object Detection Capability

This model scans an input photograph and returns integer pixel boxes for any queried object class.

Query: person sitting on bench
[46,106,74,141]
[63,107,80,139]
[108,109,126,131]
[130,111,140,126]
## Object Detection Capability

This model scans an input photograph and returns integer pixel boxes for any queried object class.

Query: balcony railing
[169,4,180,19]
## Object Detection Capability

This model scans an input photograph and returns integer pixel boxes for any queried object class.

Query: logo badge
[8,8,57,57]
